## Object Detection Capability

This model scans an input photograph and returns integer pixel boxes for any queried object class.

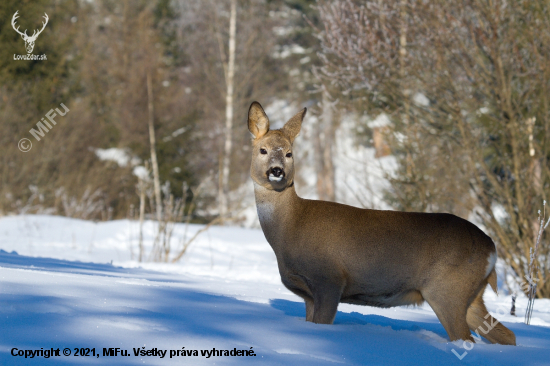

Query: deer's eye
[286,152,292,158]
[260,148,267,155]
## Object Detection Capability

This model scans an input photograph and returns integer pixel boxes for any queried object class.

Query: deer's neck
[253,183,301,247]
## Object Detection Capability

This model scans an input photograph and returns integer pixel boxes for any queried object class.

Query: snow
[1,215,549,365]
[94,148,140,168]
[264,100,296,130]
[413,93,430,107]
[367,113,391,129]
[162,127,188,142]
[133,166,149,180]
[335,115,397,210]
[272,44,307,59]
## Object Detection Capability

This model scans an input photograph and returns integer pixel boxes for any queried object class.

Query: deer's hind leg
[422,286,474,342]
[466,289,516,345]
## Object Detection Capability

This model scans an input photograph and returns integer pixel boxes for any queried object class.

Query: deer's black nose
[271,167,283,177]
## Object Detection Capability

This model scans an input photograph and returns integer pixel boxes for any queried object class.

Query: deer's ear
[281,107,306,143]
[248,102,270,139]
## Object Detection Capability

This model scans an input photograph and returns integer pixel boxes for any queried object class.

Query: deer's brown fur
[248,101,516,345]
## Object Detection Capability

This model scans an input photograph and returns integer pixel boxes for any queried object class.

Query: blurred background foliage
[0,0,317,220]
[1,0,549,295]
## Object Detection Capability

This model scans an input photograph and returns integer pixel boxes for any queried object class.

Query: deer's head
[12,11,49,54]
[248,102,306,192]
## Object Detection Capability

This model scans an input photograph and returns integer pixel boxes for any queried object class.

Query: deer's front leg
[312,284,342,324]
[305,297,314,322]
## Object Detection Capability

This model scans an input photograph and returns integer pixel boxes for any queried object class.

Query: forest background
[1,0,549,298]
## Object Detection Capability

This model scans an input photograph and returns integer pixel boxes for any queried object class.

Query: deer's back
[275,198,495,302]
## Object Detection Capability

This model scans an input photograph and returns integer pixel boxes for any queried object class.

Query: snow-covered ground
[1,215,549,365]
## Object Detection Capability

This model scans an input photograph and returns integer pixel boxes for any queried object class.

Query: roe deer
[248,101,516,345]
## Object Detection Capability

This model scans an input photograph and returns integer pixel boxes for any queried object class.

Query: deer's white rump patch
[485,251,497,278]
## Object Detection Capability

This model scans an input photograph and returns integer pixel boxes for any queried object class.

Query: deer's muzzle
[267,167,285,182]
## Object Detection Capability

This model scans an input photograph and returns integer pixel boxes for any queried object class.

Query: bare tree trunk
[219,0,237,220]
[399,0,408,100]
[138,178,146,262]
[399,0,414,179]
[314,87,336,201]
[147,72,162,222]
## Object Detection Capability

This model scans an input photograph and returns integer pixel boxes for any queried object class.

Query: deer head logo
[11,10,49,54]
